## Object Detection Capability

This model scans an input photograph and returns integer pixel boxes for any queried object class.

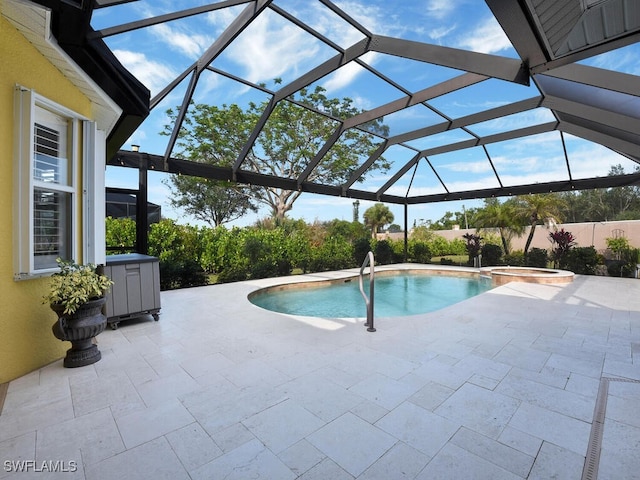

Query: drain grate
[581,377,640,480]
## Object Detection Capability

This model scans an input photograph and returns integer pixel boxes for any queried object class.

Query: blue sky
[93,0,640,228]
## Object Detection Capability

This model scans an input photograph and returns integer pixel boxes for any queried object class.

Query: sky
[92,0,640,229]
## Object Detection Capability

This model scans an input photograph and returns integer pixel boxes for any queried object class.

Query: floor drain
[581,377,640,480]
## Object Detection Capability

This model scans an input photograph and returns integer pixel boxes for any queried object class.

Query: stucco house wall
[382,220,640,257]
[0,13,97,382]
[0,0,149,382]
[421,220,640,255]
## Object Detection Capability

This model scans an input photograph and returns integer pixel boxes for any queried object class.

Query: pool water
[251,273,492,318]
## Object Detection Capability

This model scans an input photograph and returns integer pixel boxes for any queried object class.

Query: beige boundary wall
[381,220,640,254]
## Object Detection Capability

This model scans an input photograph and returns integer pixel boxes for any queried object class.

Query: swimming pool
[250,272,492,318]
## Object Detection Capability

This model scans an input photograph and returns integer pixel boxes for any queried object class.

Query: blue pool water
[250,273,492,318]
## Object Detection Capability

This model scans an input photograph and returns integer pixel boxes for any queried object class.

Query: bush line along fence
[105,217,640,290]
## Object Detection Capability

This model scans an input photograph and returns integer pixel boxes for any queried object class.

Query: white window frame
[13,86,104,279]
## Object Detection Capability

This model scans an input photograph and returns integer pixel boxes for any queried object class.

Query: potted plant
[44,258,113,368]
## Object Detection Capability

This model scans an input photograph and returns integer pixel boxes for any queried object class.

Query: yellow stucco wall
[0,16,93,383]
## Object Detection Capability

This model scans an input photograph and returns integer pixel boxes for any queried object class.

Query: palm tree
[515,194,565,257]
[363,203,394,239]
[474,198,524,255]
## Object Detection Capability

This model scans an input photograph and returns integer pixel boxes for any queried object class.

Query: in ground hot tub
[479,266,574,286]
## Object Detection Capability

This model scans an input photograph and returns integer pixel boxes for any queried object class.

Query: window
[32,107,74,270]
[13,87,104,278]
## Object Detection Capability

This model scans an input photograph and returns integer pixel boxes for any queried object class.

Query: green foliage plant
[549,228,576,268]
[353,237,372,266]
[503,251,525,266]
[44,259,113,315]
[105,216,136,253]
[605,236,631,260]
[607,247,640,278]
[526,248,548,268]
[148,219,208,290]
[374,240,395,265]
[309,236,354,272]
[564,247,599,275]
[410,241,431,263]
[462,233,482,266]
[480,244,502,266]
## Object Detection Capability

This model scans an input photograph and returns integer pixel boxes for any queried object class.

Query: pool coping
[479,265,575,285]
[247,263,481,296]
[246,263,488,320]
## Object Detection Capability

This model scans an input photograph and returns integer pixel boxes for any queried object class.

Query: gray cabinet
[103,254,161,329]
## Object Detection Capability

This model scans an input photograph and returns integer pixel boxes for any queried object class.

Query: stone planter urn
[51,297,107,368]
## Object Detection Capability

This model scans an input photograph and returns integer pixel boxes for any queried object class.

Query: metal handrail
[358,251,376,332]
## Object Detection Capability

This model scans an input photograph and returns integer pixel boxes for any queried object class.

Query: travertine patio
[1,265,639,479]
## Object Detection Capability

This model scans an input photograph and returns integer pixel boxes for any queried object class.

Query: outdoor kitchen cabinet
[103,254,161,329]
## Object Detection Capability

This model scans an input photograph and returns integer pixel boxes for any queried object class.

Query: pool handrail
[359,251,376,332]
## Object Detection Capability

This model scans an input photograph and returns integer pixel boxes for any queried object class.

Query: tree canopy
[164,83,389,223]
[474,198,524,255]
[363,203,394,238]
[513,193,565,256]
[165,177,256,228]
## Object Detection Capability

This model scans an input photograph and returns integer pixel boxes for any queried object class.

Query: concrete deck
[1,265,639,479]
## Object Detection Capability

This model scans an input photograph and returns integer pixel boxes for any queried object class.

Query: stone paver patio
[1,265,639,479]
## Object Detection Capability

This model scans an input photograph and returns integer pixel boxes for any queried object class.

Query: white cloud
[334,1,387,33]
[322,62,366,93]
[150,23,212,60]
[425,0,457,20]
[456,17,511,54]
[311,2,368,46]
[444,159,494,174]
[586,49,640,76]
[471,109,557,134]
[429,25,457,41]
[113,50,177,96]
[223,12,321,84]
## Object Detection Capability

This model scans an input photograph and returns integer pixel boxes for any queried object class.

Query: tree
[514,193,565,257]
[549,228,576,268]
[431,207,479,230]
[165,83,389,221]
[164,176,256,227]
[558,164,640,222]
[363,203,394,238]
[474,198,523,255]
[462,233,482,266]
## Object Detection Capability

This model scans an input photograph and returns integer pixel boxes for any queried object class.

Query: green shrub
[480,244,502,266]
[607,260,626,277]
[159,259,208,290]
[389,239,407,262]
[217,265,248,283]
[105,216,136,253]
[411,241,431,263]
[353,237,372,266]
[309,237,354,272]
[503,251,525,266]
[526,248,548,268]
[449,238,468,256]
[564,246,599,275]
[606,236,631,259]
[427,235,450,257]
[609,248,640,278]
[374,240,395,265]
[148,220,208,290]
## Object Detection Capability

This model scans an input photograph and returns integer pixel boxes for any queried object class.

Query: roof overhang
[2,0,149,159]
